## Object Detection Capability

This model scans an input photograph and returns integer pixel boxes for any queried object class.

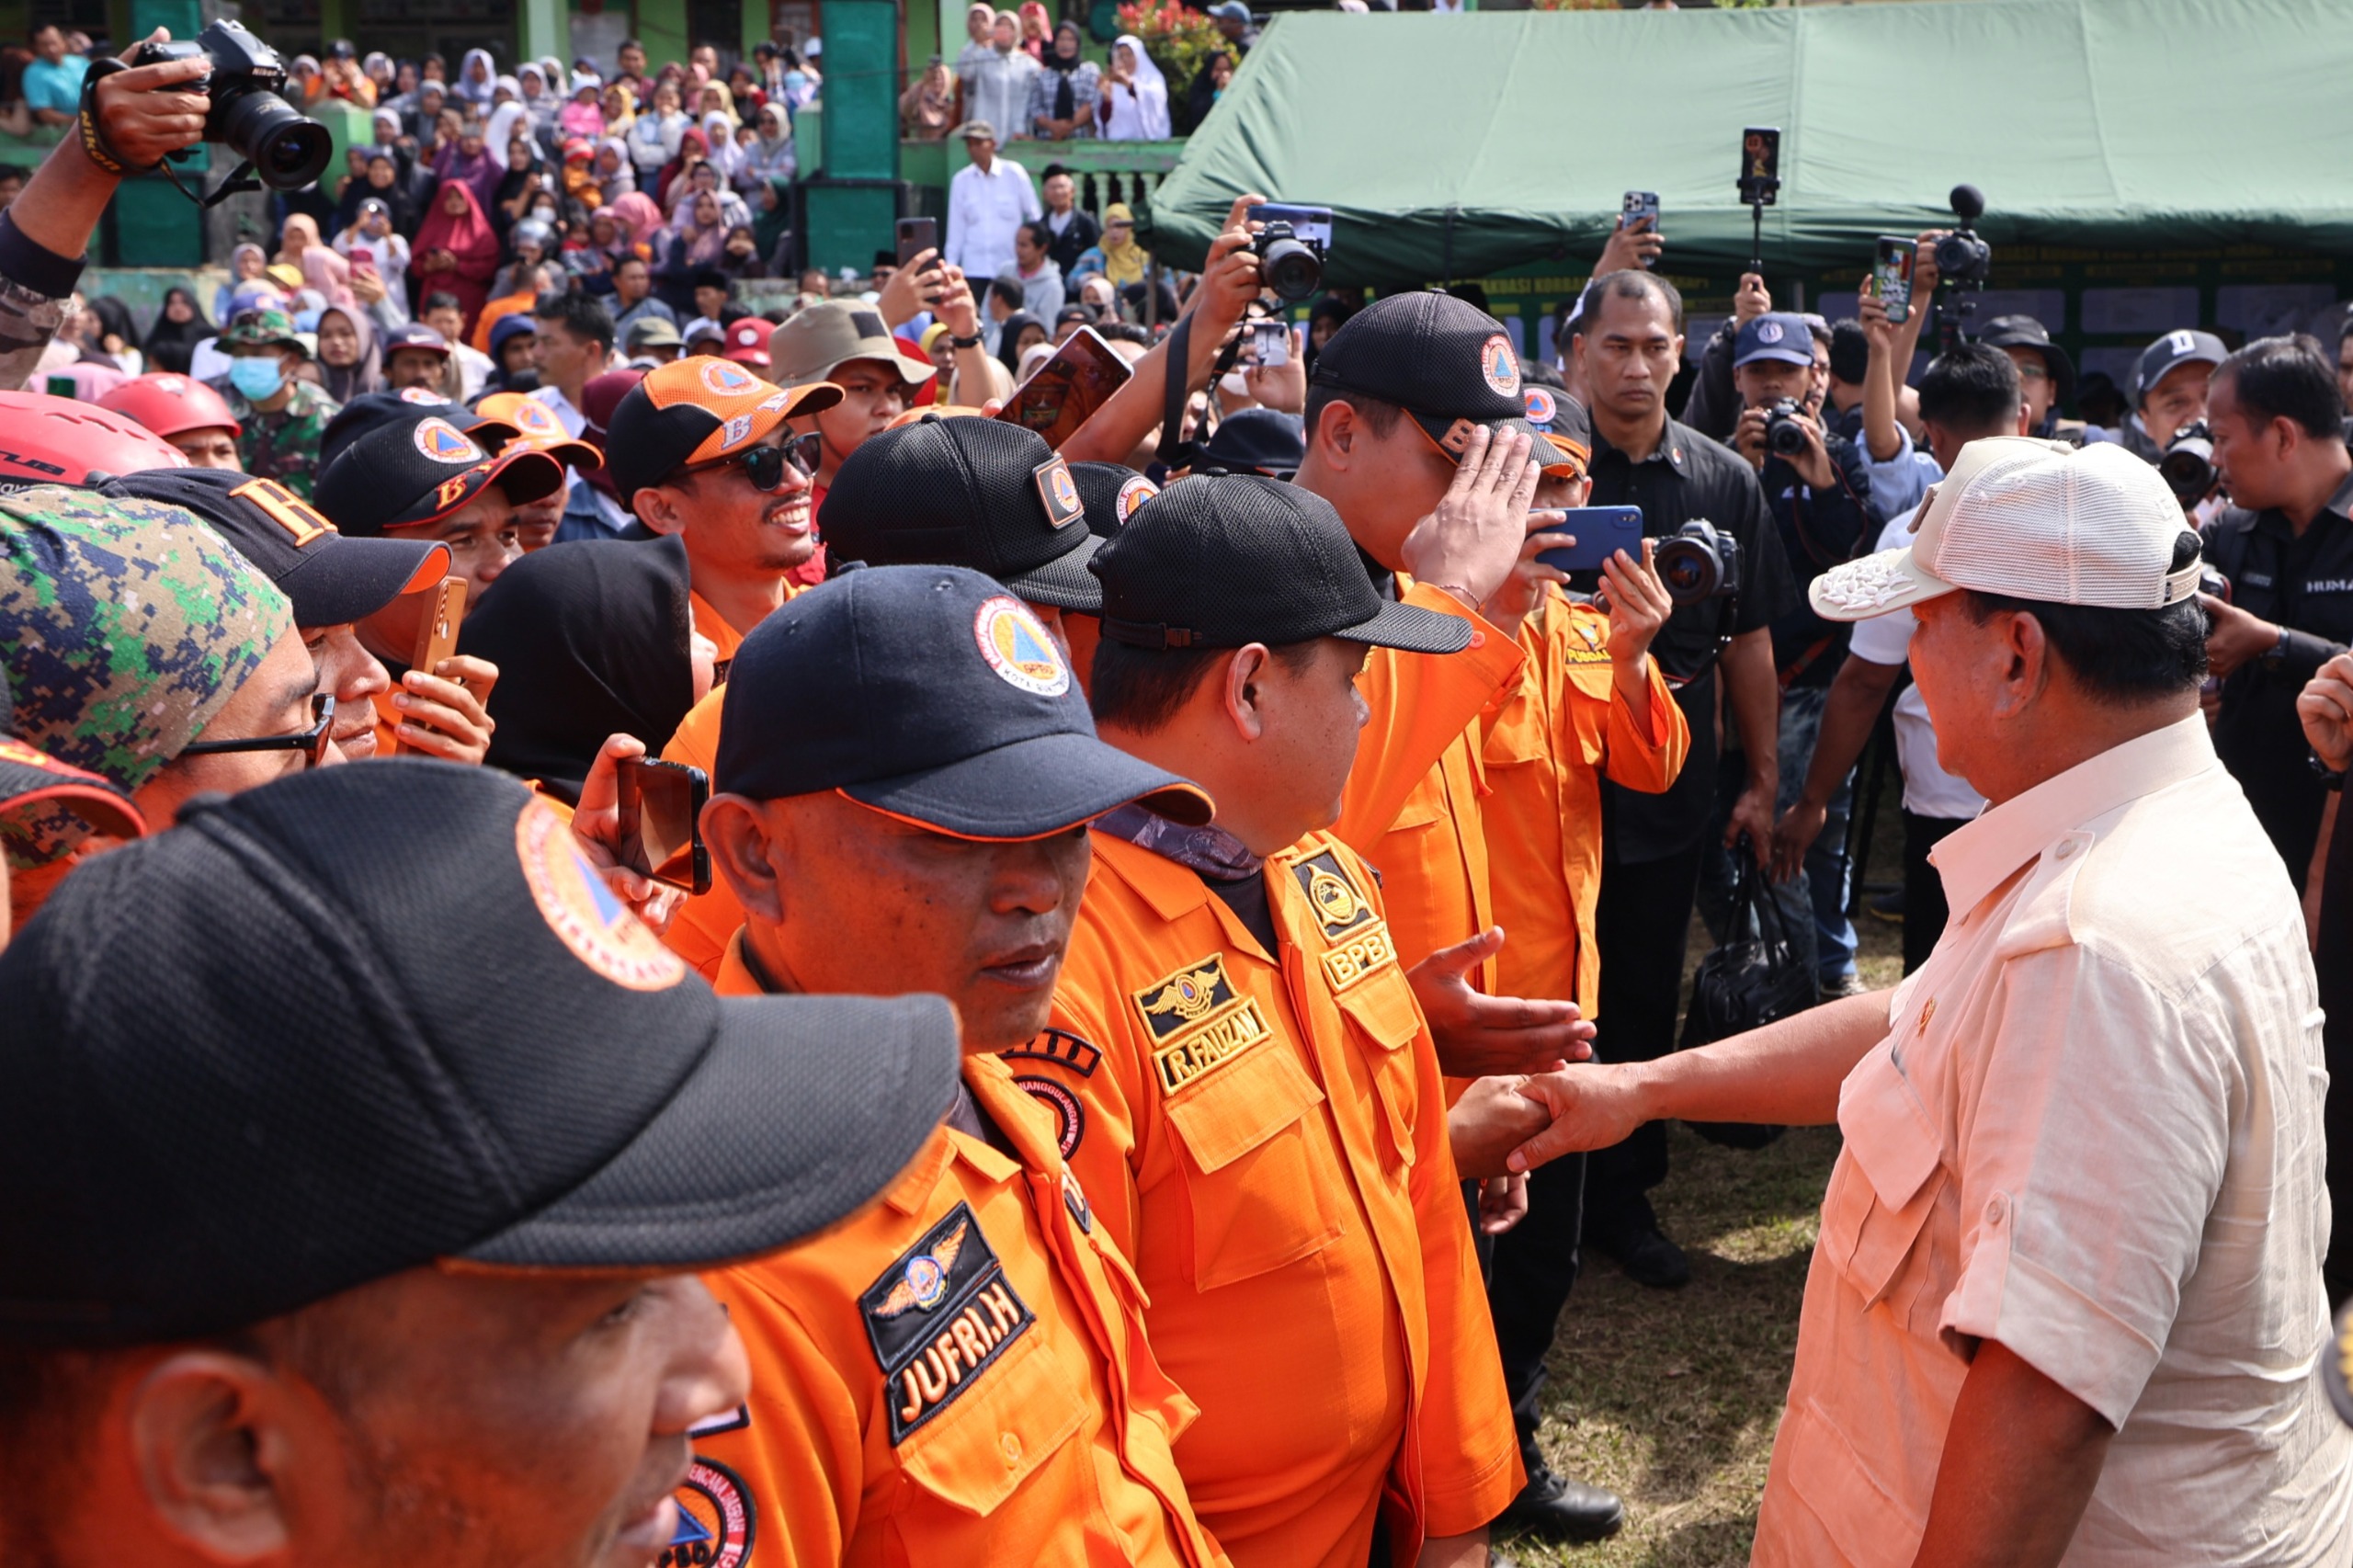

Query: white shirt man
[945,125,1040,281]
[1514,437,2352,1566]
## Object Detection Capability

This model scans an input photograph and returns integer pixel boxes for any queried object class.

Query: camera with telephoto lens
[1933,184,1993,287]
[1252,222,1324,303]
[2160,419,2218,504]
[128,20,332,191]
[1763,397,1810,459]
[1654,518,1742,607]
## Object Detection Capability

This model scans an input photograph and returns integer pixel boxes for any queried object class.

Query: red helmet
[0,391,190,490]
[97,371,244,441]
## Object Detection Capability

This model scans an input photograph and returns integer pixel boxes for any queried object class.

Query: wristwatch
[2313,754,2347,792]
[947,332,983,349]
[2261,625,2292,671]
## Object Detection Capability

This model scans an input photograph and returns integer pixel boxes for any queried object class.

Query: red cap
[97,372,244,440]
[724,318,774,368]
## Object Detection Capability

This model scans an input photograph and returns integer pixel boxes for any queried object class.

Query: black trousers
[1485,841,1703,1474]
[1901,810,1968,975]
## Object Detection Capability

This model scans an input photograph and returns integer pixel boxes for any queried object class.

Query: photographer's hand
[570,733,687,935]
[1482,526,1573,642]
[2202,593,2282,679]
[1241,323,1305,414]
[874,244,940,330]
[2300,653,2353,772]
[1597,216,1661,277]
[1602,539,1672,683]
[1786,409,1838,491]
[1733,404,1769,471]
[1733,271,1771,324]
[1857,283,1906,463]
[10,34,206,267]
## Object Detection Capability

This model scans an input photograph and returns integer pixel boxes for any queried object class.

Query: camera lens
[1654,537,1716,606]
[1768,417,1807,458]
[1258,236,1322,303]
[219,87,333,190]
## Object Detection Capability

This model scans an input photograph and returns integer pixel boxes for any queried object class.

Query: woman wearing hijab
[215,244,267,325]
[663,189,729,271]
[1017,2,1052,59]
[432,119,501,209]
[86,297,143,374]
[599,81,636,139]
[300,244,358,312]
[898,57,955,142]
[699,109,745,188]
[1074,199,1148,287]
[494,131,551,231]
[452,47,496,109]
[995,311,1046,378]
[484,100,531,167]
[460,536,712,807]
[749,175,793,273]
[313,303,381,403]
[654,124,710,214]
[696,79,739,128]
[335,198,412,329]
[276,212,323,272]
[1097,36,1170,140]
[593,136,636,199]
[607,190,665,260]
[561,73,604,140]
[410,179,502,330]
[516,62,551,118]
[1025,20,1100,140]
[954,1,996,79]
[142,286,211,376]
[738,101,794,192]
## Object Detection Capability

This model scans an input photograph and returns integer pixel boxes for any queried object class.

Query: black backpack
[1677,851,1817,1150]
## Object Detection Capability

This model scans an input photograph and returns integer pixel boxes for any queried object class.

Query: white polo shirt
[1754,714,2350,1566]
[1845,511,1985,823]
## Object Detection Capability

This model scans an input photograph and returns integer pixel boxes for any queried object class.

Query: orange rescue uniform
[1022,829,1521,1566]
[691,582,810,680]
[1481,591,1688,1015]
[692,935,1233,1568]
[655,685,736,978]
[1329,581,1523,987]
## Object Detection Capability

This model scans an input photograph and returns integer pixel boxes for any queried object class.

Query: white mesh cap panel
[1919,439,2189,608]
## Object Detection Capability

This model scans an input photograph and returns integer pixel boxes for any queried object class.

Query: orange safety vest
[1022,830,1521,1566]
[691,935,1233,1568]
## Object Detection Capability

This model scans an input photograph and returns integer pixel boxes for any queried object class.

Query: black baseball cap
[381,322,452,358]
[1069,460,1156,539]
[821,415,1104,610]
[2135,328,2227,403]
[103,467,450,628]
[317,412,566,538]
[716,564,1211,838]
[1197,407,1306,479]
[1979,315,2077,406]
[1092,474,1473,654]
[0,761,961,1346]
[1309,290,1552,464]
[0,667,143,846]
[320,387,521,476]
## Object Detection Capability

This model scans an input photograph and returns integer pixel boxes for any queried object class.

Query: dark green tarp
[1142,0,2353,287]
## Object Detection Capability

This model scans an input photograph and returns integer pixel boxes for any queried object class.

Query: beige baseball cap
[1811,437,2202,622]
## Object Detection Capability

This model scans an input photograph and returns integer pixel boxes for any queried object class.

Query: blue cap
[714,564,1213,838]
[1733,312,1814,369]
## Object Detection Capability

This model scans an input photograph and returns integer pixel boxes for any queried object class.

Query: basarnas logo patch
[861,1202,1034,1444]
[973,595,1070,697]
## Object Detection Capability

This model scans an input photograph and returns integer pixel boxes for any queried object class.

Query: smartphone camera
[1654,520,1742,606]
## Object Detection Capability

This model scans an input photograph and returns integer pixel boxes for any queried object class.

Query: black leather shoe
[1498,1467,1625,1543]
[1609,1222,1691,1290]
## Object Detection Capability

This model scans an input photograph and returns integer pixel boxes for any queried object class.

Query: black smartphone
[1739,127,1781,205]
[894,216,939,269]
[1534,507,1645,574]
[1872,235,1915,325]
[617,756,710,896]
[997,325,1134,449]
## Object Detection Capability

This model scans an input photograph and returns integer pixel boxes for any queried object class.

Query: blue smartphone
[1535,506,1644,574]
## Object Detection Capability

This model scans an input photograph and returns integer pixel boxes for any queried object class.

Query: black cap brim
[1000,529,1107,612]
[1331,597,1475,654]
[844,730,1213,840]
[1408,412,1559,468]
[461,993,961,1269]
[278,535,450,627]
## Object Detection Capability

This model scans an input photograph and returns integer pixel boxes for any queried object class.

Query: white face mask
[533,204,557,223]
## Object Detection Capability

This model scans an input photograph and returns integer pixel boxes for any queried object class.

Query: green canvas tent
[1142,0,2353,288]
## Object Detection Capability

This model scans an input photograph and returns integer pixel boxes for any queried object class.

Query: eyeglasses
[178,694,337,770]
[690,432,823,492]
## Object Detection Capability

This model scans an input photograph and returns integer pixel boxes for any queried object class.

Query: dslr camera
[1934,183,1993,287]
[2160,418,2218,505]
[129,20,332,191]
[1763,397,1810,459]
[1253,222,1324,303]
[1654,518,1742,607]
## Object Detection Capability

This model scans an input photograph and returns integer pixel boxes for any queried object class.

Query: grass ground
[1501,776,1910,1567]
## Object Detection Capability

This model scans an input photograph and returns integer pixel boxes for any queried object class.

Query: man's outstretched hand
[1407,926,1595,1077]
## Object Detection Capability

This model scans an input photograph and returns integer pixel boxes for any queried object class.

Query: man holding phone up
[685,563,1237,1567]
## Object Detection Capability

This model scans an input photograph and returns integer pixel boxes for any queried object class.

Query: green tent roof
[1142,0,2353,287]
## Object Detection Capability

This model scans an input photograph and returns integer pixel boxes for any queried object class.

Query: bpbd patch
[1291,851,1377,942]
[664,1456,755,1567]
[862,1203,1033,1444]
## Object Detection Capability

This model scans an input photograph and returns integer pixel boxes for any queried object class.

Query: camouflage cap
[220,306,308,354]
[0,486,293,865]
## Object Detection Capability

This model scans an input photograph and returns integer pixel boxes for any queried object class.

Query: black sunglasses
[690,433,823,492]
[178,694,337,770]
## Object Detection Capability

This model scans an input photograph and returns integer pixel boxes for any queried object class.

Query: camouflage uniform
[210,308,343,499]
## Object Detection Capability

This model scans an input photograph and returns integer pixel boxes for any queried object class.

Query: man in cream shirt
[1508,437,2351,1564]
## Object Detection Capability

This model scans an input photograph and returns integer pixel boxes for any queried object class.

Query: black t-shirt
[1585,415,1797,863]
[2204,469,2353,890]
[1761,408,1876,691]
